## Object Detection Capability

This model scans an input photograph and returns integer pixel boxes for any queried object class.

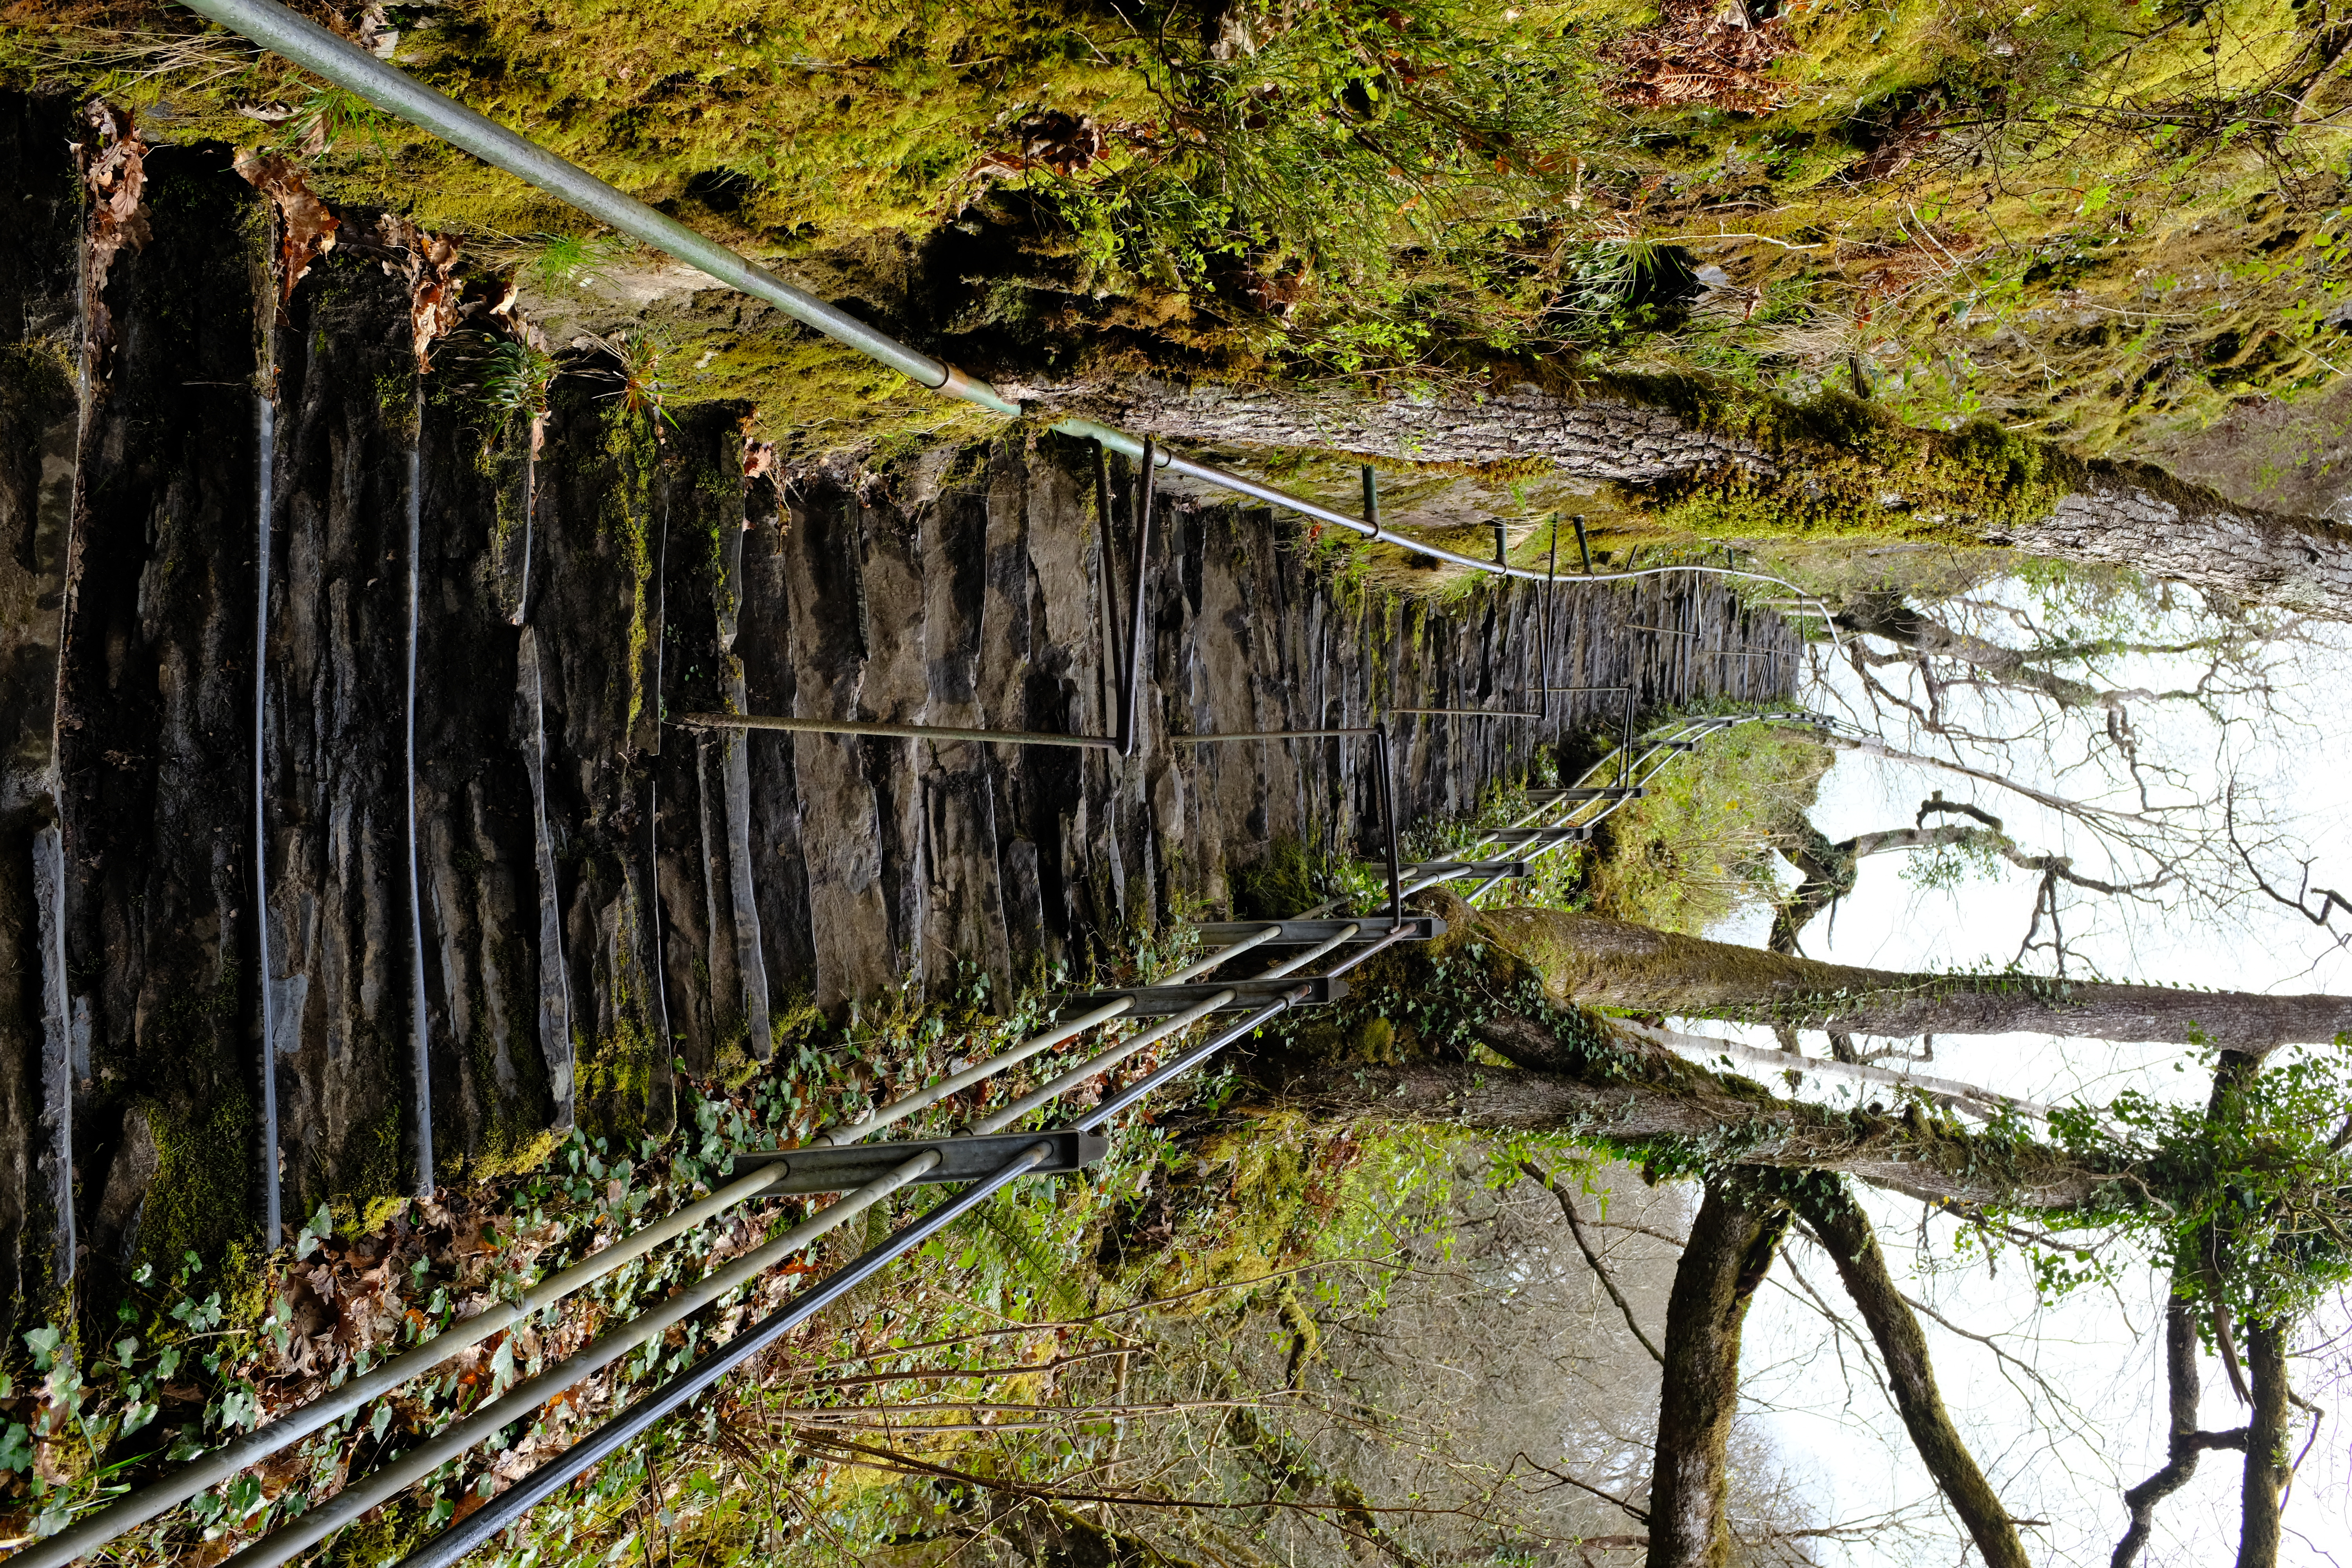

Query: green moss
[340,1104,411,1229]
[646,301,1007,461]
[1586,719,1831,936]
[577,900,668,1140]
[599,396,659,735]
[325,1496,429,1568]
[1232,836,1330,922]
[135,1092,258,1274]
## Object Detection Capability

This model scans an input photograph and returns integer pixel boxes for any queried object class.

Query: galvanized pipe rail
[372,910,1408,1565]
[58,3,1832,1552]
[396,1141,1058,1568]
[57,705,1800,1565]
[204,966,1359,1564]
[29,906,1326,1567]
[172,0,1845,642]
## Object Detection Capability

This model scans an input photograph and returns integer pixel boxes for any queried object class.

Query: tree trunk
[2236,1320,2292,1568]
[1247,1021,2115,1210]
[1646,1177,1788,1568]
[2113,1293,2249,1568]
[1012,375,2352,617]
[1481,907,2352,1053]
[1832,594,2110,710]
[1794,1180,2031,1568]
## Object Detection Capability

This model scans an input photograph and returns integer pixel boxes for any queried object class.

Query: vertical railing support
[1539,526,1557,723]
[254,395,281,1245]
[1371,726,1400,923]
[1093,440,1125,710]
[403,384,434,1198]
[1118,439,1155,757]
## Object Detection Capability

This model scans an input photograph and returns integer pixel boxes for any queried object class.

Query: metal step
[1482,826,1593,844]
[1410,858,1536,878]
[730,1129,1109,1192]
[1057,977,1349,1016]
[1525,787,1644,800]
[1186,916,1446,944]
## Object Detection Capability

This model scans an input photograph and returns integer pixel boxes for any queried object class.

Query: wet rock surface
[0,98,1798,1328]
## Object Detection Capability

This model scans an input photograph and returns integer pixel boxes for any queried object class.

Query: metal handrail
[393,1141,1059,1568]
[175,0,1846,644]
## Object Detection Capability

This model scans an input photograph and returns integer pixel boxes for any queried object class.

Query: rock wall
[0,98,1799,1330]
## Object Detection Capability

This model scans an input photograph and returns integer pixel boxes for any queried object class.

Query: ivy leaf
[22,1327,61,1374]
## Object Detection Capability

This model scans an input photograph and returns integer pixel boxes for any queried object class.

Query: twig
[1521,1162,1665,1365]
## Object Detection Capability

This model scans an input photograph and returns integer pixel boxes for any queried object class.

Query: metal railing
[173,0,1844,646]
[20,5,1841,1561]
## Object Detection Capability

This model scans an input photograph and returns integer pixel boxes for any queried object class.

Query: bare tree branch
[1521,1161,1667,1366]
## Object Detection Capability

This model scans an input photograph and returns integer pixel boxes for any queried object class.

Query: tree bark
[1645,1177,1788,1568]
[2236,1320,2292,1568]
[1833,594,2111,710]
[1794,1180,2031,1568]
[1481,907,2352,1053]
[2113,1294,2250,1568]
[1011,375,2352,617]
[1247,1020,2115,1210]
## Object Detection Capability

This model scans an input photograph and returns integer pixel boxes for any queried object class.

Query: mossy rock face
[134,1093,260,1277]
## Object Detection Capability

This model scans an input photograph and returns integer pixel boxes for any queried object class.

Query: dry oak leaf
[234,148,340,301]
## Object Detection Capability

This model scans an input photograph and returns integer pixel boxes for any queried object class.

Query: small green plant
[585,329,681,429]
[1901,833,2005,892]
[471,336,558,432]
[519,231,626,296]
[279,85,387,159]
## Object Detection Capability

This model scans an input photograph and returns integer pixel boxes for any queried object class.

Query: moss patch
[1586,717,1831,936]
[135,1091,260,1275]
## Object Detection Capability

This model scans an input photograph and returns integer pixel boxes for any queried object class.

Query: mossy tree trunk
[1793,1178,2032,1568]
[2236,1321,2292,1568]
[1479,907,2352,1054]
[1018,374,2352,617]
[1645,1175,1787,1568]
[1251,1022,2112,1209]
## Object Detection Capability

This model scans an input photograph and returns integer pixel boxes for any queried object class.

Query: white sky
[1683,581,2352,1566]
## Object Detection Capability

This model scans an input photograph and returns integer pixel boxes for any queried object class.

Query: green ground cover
[15,0,2351,470]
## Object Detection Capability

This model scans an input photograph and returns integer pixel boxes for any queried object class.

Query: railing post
[1119,438,1156,757]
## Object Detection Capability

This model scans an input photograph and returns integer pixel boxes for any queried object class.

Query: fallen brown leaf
[79,99,149,368]
[1604,0,1793,114]
[373,211,463,372]
[233,148,340,301]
